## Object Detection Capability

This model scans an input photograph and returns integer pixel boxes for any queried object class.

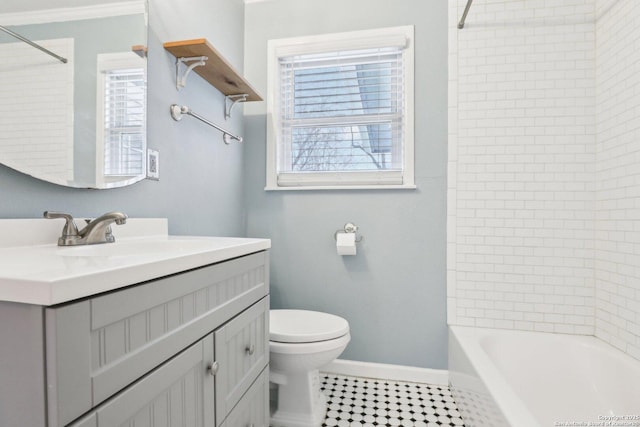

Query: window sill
[264,184,417,191]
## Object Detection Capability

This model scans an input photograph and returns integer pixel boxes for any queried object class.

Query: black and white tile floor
[320,373,466,427]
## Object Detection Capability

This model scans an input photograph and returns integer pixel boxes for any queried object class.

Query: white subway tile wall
[448,0,598,335]
[0,38,74,181]
[595,0,640,360]
[449,0,640,361]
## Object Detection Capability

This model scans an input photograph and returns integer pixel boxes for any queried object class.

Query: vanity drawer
[215,296,269,425]
[69,334,215,427]
[220,366,270,427]
[46,251,269,427]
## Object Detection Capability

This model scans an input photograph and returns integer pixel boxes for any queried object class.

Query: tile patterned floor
[320,373,466,427]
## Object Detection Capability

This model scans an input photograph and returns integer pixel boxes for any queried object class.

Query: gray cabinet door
[0,302,48,427]
[94,333,215,427]
[215,296,269,425]
[220,367,269,427]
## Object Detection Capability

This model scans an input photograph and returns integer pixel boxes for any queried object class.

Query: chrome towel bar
[169,104,243,144]
[0,25,68,63]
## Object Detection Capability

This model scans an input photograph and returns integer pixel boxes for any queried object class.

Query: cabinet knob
[207,361,219,376]
[245,344,255,356]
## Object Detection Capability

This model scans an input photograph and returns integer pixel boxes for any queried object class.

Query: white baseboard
[321,359,449,386]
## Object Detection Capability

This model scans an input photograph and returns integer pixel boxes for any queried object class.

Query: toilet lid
[270,309,350,343]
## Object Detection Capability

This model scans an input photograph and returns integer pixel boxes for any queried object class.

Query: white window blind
[103,68,146,177]
[267,26,415,190]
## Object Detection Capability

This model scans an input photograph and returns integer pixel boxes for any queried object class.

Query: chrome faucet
[44,211,128,246]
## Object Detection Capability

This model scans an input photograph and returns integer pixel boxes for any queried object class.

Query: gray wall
[1,0,450,370]
[243,0,448,368]
[0,0,247,237]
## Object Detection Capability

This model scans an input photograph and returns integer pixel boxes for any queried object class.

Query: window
[96,52,146,186]
[266,26,415,190]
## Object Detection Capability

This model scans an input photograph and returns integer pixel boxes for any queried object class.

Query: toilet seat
[270,309,349,343]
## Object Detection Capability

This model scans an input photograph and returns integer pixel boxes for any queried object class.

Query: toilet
[269,309,350,427]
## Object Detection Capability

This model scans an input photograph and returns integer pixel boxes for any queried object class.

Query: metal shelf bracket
[175,56,207,90]
[225,94,248,120]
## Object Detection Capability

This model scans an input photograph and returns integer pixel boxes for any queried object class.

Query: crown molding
[0,2,145,26]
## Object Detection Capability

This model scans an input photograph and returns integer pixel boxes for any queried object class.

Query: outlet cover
[147,149,159,180]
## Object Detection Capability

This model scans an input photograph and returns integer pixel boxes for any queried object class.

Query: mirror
[0,0,147,189]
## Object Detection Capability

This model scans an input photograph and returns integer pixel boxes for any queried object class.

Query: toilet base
[270,369,327,427]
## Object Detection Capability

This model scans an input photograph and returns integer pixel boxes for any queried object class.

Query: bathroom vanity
[0,219,270,427]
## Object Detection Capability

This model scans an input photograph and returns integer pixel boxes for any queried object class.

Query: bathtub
[448,326,640,427]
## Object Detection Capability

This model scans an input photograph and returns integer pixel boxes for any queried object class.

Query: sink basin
[57,238,216,258]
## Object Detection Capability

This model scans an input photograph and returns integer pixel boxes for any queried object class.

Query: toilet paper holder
[334,222,363,242]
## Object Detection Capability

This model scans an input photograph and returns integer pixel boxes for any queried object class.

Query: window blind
[103,68,146,177]
[277,46,404,185]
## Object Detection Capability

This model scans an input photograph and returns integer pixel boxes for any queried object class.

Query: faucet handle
[43,211,79,238]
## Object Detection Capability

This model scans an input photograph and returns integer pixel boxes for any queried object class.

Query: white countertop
[0,218,270,306]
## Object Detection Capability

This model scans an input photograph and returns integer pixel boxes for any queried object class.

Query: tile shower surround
[448,0,640,361]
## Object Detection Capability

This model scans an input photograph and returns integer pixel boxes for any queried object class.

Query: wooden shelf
[163,38,262,102]
[131,45,147,58]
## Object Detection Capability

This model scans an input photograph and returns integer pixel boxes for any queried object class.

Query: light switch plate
[147,148,159,180]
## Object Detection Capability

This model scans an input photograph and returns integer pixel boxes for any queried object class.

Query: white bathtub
[448,326,640,427]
